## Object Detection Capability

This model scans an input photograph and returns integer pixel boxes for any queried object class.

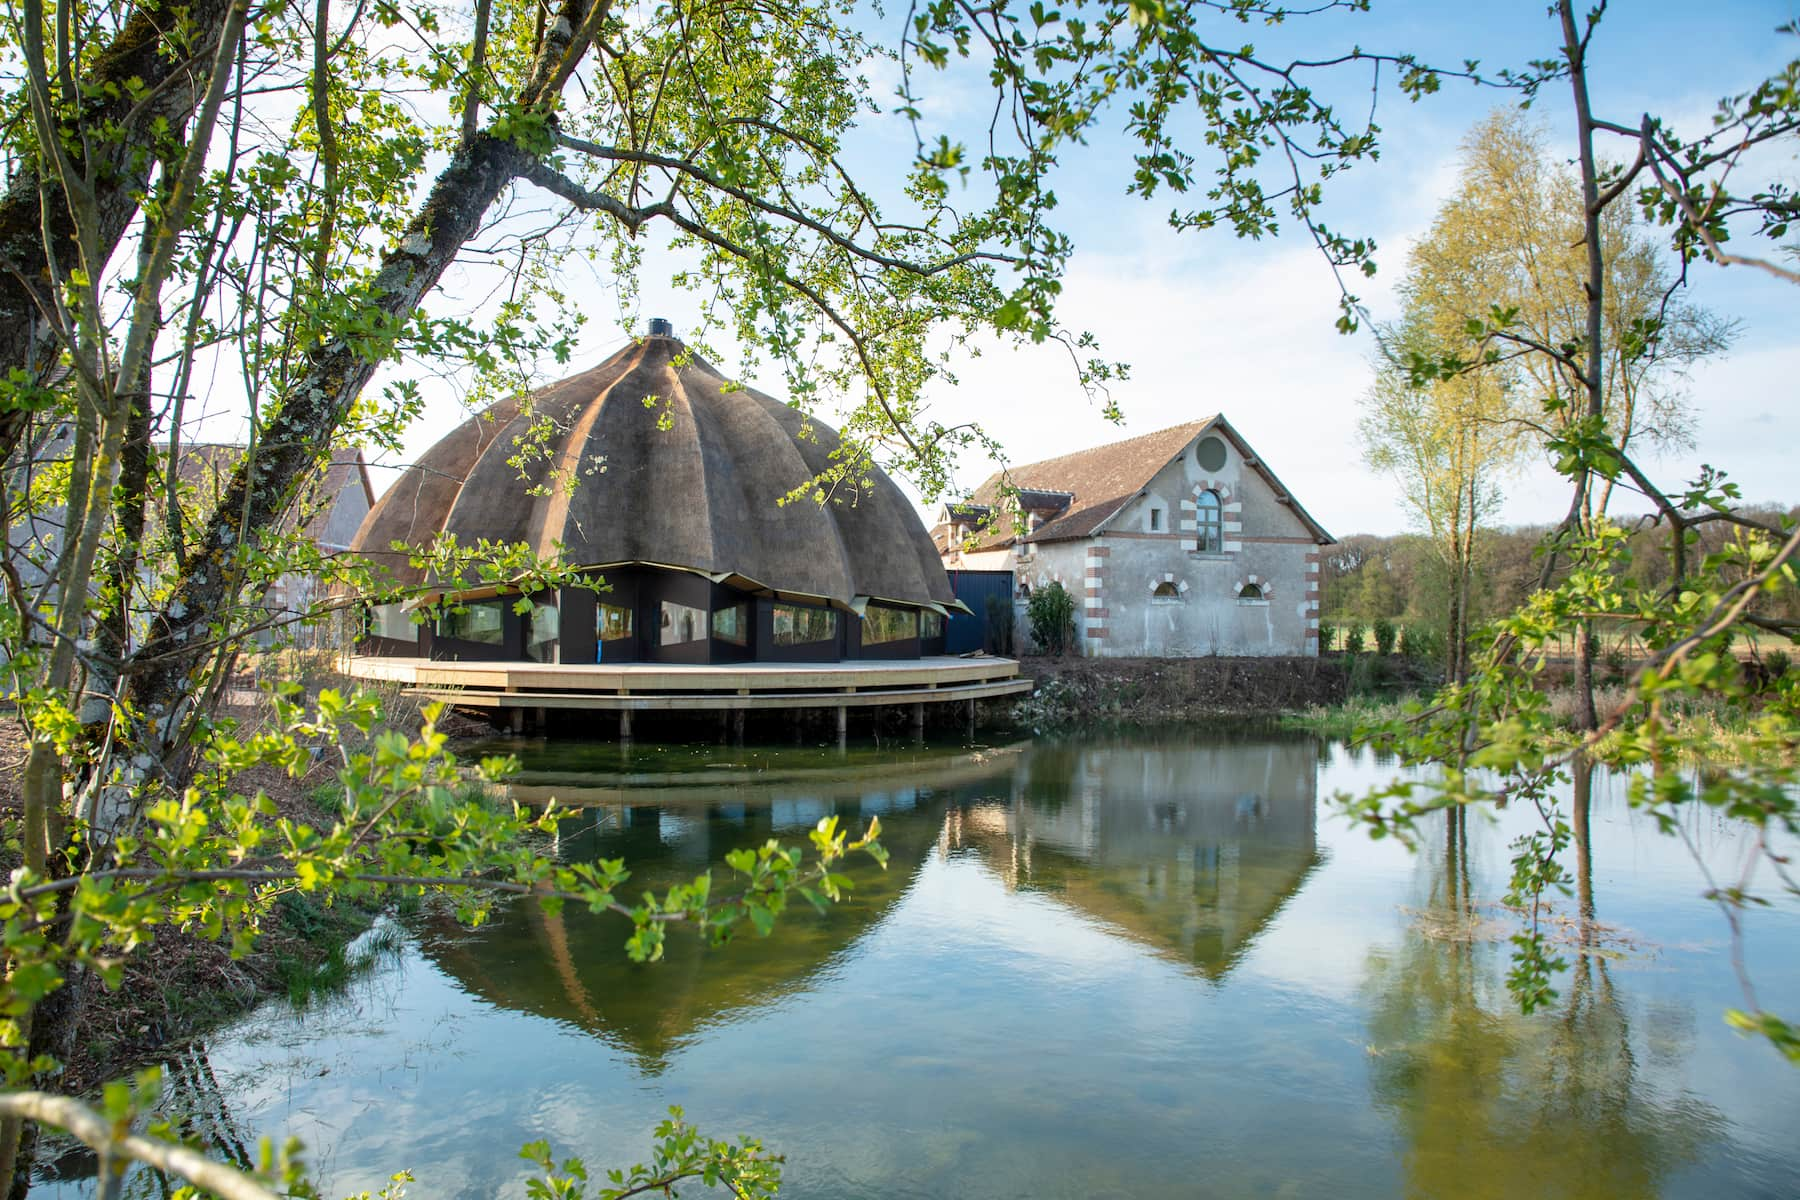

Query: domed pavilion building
[345,323,1023,732]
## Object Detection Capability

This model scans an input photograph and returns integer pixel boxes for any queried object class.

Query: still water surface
[48,730,1800,1197]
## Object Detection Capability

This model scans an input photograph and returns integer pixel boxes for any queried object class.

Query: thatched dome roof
[352,332,955,609]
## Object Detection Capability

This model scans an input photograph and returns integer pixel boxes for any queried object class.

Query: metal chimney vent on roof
[647,317,674,337]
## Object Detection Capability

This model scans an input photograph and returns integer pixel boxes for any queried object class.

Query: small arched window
[1238,583,1264,601]
[1152,581,1181,603]
[1016,582,1033,601]
[1196,490,1222,553]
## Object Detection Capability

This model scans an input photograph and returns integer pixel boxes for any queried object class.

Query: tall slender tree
[1366,107,1732,704]
[1360,324,1520,682]
[1345,5,1800,1062]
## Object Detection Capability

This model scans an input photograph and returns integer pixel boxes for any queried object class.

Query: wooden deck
[343,654,1031,713]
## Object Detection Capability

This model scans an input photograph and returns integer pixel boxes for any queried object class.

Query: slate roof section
[173,444,374,549]
[949,417,1332,549]
[351,335,957,609]
[941,502,994,524]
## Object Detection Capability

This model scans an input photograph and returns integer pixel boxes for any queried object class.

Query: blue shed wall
[946,570,1015,655]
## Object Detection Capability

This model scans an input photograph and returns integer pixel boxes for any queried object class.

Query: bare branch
[0,1093,282,1200]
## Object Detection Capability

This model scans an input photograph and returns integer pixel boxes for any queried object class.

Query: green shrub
[1373,618,1397,656]
[1348,651,1382,696]
[1317,619,1334,653]
[1345,622,1366,655]
[1603,643,1628,678]
[1027,581,1077,655]
[1400,623,1443,664]
[1766,649,1791,680]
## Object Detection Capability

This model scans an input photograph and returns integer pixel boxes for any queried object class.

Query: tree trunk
[124,133,530,764]
[0,0,233,463]
[1571,754,1595,927]
[1573,620,1599,731]
[1559,0,1606,734]
[1446,568,1464,683]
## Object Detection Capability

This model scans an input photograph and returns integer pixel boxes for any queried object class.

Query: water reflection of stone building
[414,735,1321,1072]
[943,735,1321,979]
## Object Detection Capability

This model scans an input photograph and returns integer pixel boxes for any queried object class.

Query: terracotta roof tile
[960,422,1208,549]
[947,416,1334,550]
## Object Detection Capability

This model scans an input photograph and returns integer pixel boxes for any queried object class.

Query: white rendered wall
[1064,433,1323,658]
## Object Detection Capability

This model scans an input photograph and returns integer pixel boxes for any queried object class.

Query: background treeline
[1323,504,1800,655]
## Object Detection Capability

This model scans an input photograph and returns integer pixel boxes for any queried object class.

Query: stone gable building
[933,417,1333,657]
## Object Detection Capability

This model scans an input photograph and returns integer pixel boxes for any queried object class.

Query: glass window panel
[920,611,945,639]
[1153,582,1181,602]
[597,603,634,642]
[440,598,505,644]
[773,604,837,646]
[660,600,707,646]
[1239,584,1264,601]
[712,603,749,646]
[370,603,414,641]
[1196,490,1222,553]
[525,601,559,662]
[863,606,917,645]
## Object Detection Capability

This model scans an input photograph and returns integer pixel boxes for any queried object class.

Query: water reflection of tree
[1365,765,1722,1199]
[415,783,961,1074]
[30,1042,257,1198]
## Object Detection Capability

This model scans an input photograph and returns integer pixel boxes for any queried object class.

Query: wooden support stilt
[912,702,926,741]
[966,697,976,738]
[510,708,525,735]
[732,708,746,743]
[619,708,633,739]
[836,704,848,751]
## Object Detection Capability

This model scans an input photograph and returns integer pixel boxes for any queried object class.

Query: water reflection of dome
[414,735,1324,1073]
[942,737,1322,980]
[414,748,1022,1071]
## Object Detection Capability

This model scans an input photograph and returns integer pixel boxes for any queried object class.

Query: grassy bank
[1278,695,1416,739]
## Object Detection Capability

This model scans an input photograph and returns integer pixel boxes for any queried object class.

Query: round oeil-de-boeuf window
[1196,435,1227,472]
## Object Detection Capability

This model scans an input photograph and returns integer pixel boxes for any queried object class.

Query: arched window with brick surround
[1195,490,1222,553]
[1234,576,1271,605]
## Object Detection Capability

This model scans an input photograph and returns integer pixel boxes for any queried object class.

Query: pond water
[40,728,1800,1198]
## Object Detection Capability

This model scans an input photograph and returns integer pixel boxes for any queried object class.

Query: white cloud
[912,234,1402,535]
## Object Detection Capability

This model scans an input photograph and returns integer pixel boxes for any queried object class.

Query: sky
[367,0,1800,541]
